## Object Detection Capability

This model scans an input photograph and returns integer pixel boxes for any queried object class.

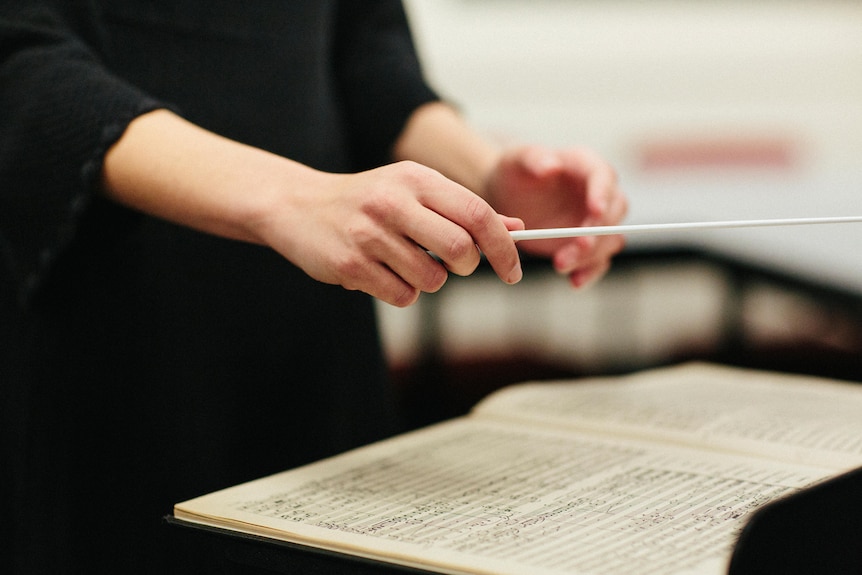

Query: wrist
[101,109,328,250]
[393,101,501,197]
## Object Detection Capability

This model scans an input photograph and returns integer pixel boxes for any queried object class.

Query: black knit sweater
[0,1,437,572]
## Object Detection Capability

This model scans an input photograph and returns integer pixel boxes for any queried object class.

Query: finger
[414,187,522,284]
[595,233,626,263]
[420,214,523,278]
[455,196,523,284]
[380,236,452,290]
[404,212,482,277]
[587,173,619,221]
[342,258,422,308]
[335,221,448,304]
[552,238,592,275]
[568,260,611,289]
[548,147,619,222]
[608,186,629,224]
[553,233,625,276]
[572,158,620,222]
[378,274,422,308]
[518,146,564,178]
[500,214,526,232]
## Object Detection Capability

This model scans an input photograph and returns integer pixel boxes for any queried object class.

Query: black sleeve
[334,0,440,169]
[0,0,165,302]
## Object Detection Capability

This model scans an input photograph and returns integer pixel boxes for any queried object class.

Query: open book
[173,363,862,575]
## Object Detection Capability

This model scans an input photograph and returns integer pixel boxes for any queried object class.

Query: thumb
[499,214,526,232]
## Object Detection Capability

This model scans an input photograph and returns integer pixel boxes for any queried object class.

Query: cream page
[472,363,862,469]
[176,418,838,575]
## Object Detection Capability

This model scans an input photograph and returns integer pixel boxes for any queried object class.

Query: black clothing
[0,1,437,573]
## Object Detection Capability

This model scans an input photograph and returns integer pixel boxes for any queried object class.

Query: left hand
[484,146,628,288]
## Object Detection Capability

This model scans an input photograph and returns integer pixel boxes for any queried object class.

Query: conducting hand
[259,160,525,307]
[101,111,523,308]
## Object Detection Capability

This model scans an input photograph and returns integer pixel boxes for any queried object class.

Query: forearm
[392,102,501,201]
[100,109,325,246]
[102,104,502,241]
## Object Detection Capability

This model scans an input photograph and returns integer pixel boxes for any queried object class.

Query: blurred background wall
[379,0,862,424]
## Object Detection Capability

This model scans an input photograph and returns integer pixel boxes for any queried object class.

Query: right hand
[257,160,525,307]
[101,111,522,307]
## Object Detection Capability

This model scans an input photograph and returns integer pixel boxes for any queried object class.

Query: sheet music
[473,364,862,469]
[207,420,833,575]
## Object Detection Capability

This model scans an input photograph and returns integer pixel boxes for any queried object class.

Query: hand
[101,110,524,308]
[484,146,628,288]
[258,161,525,307]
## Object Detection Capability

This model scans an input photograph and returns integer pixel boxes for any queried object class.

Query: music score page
[175,364,861,575]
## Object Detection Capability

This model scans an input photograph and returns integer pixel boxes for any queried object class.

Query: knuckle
[332,254,367,282]
[446,231,478,263]
[350,222,382,250]
[361,188,400,223]
[391,160,435,191]
[462,194,494,231]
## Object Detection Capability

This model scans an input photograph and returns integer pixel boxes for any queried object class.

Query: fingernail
[508,261,523,284]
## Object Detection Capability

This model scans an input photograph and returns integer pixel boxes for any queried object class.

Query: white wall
[403,0,862,182]
[380,1,862,371]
